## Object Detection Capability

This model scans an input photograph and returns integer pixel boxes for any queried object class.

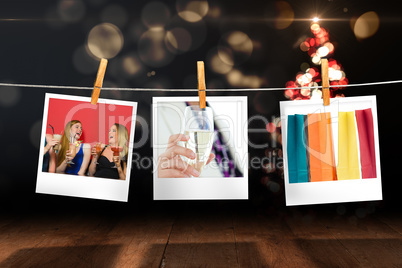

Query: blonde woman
[88,123,128,180]
[56,120,91,175]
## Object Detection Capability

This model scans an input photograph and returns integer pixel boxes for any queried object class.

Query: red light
[266,122,277,133]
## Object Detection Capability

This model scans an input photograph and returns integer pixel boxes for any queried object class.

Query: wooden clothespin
[91,58,108,105]
[321,58,330,106]
[197,61,206,109]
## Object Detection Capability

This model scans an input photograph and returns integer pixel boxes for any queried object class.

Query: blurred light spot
[354,11,379,40]
[226,69,262,88]
[100,4,128,28]
[317,46,329,57]
[73,45,99,74]
[30,120,42,149]
[266,122,276,133]
[122,55,142,75]
[58,0,85,22]
[165,27,192,54]
[312,17,319,23]
[300,62,309,72]
[138,29,175,67]
[87,23,124,59]
[141,2,170,29]
[310,23,320,32]
[311,54,321,64]
[208,50,233,74]
[207,5,221,18]
[177,0,209,23]
[310,89,322,100]
[300,41,309,52]
[0,84,21,107]
[323,42,334,54]
[274,1,294,30]
[219,31,253,66]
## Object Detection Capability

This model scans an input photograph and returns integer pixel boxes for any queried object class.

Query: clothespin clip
[321,57,330,106]
[197,61,206,109]
[91,58,108,105]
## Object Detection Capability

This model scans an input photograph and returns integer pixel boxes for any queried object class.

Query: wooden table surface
[0,201,400,268]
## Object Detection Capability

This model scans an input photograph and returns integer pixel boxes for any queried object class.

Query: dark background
[0,0,400,217]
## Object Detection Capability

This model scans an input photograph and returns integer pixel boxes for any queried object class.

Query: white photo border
[36,93,137,202]
[280,95,382,206]
[153,96,248,200]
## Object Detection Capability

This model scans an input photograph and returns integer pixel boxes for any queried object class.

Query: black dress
[94,146,123,179]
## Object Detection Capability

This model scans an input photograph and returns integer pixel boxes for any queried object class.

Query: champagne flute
[66,136,76,165]
[184,105,215,175]
[93,142,102,164]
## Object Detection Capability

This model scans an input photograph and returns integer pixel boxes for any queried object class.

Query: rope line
[0,79,401,92]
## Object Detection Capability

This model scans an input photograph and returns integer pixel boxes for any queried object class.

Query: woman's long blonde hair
[57,120,81,167]
[114,123,129,160]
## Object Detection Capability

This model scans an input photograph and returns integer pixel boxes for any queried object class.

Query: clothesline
[0,79,401,92]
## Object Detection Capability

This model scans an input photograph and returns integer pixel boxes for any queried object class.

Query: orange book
[307,113,337,182]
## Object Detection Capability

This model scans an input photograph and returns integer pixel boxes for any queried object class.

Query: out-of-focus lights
[122,55,142,75]
[312,17,319,23]
[274,1,294,30]
[138,29,175,67]
[317,46,329,57]
[141,1,170,29]
[353,11,380,40]
[177,0,209,23]
[87,23,124,59]
[165,27,192,54]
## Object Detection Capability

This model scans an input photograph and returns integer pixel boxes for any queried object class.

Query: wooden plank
[96,212,175,268]
[234,210,358,267]
[319,212,402,267]
[162,210,238,267]
[284,211,360,267]
[0,212,120,267]
[0,211,175,268]
[375,212,402,235]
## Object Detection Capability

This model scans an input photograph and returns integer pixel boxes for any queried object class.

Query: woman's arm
[56,151,72,173]
[78,144,91,176]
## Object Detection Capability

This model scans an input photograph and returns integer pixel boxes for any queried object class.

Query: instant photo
[153,96,248,200]
[280,96,382,206]
[36,93,137,202]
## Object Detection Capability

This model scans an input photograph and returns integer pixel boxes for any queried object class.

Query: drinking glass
[93,142,102,164]
[66,137,76,165]
[53,134,62,153]
[110,146,123,168]
[183,106,214,175]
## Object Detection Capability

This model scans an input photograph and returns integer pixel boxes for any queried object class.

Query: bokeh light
[274,1,294,30]
[165,27,192,54]
[176,0,209,23]
[219,31,253,66]
[58,0,86,22]
[207,49,233,74]
[122,55,142,76]
[141,1,171,29]
[87,23,124,59]
[353,11,380,40]
[287,20,348,100]
[138,29,175,67]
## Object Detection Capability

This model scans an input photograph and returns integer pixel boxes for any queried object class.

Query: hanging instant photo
[36,93,137,202]
[280,95,381,206]
[153,96,248,200]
